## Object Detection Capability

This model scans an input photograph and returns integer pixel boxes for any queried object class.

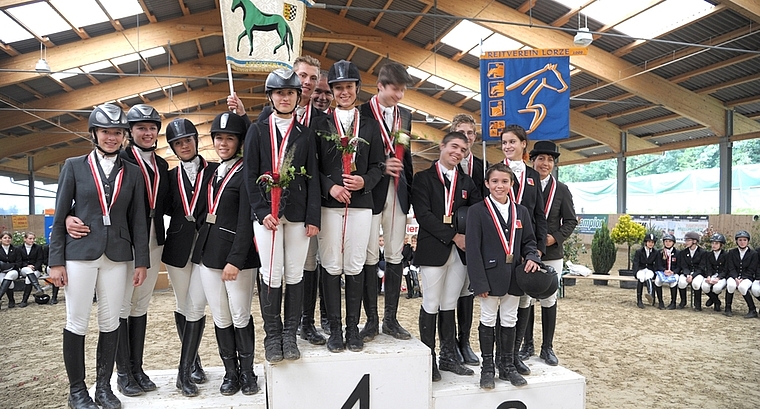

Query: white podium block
[94,366,267,408]
[266,334,431,409]
[432,358,586,409]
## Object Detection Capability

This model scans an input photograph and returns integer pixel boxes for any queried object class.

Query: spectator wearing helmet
[0,231,21,310]
[192,112,260,396]
[633,233,658,309]
[677,231,705,310]
[726,230,757,318]
[519,141,577,366]
[312,60,385,354]
[357,62,415,344]
[16,231,46,308]
[245,68,321,363]
[655,233,681,310]
[48,103,150,409]
[162,118,219,396]
[702,233,728,313]
[466,163,540,389]
[412,132,482,382]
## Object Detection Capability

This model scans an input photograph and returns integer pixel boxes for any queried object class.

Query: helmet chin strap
[131,140,157,152]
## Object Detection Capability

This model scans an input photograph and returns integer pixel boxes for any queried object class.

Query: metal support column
[616,131,627,214]
[719,110,734,214]
[28,155,35,214]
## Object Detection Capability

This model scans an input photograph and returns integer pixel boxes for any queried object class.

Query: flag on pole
[480,48,586,141]
[220,0,313,72]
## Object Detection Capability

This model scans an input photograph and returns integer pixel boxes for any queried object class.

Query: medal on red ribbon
[131,147,160,218]
[206,158,243,224]
[484,196,518,264]
[178,160,204,223]
[88,151,124,227]
[436,164,457,225]
[369,96,400,156]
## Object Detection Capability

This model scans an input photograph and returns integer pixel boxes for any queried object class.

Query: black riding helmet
[265,68,302,115]
[328,60,361,86]
[88,103,128,155]
[516,263,558,300]
[710,233,726,244]
[165,118,199,156]
[210,112,247,157]
[127,104,162,150]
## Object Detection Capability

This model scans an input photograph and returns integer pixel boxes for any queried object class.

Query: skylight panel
[111,53,141,66]
[406,67,430,81]
[614,0,714,39]
[553,0,593,9]
[50,0,108,28]
[440,20,493,53]
[427,75,453,90]
[6,2,71,37]
[81,60,112,73]
[99,0,143,20]
[470,33,523,57]
[472,94,482,102]
[140,46,166,59]
[581,0,644,27]
[0,12,33,43]
[51,68,83,81]
[450,85,478,99]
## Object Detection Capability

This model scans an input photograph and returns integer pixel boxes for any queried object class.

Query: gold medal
[443,215,452,224]
[506,254,514,264]
[206,214,217,224]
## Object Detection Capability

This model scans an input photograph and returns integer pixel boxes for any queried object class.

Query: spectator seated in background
[0,231,21,310]
[17,232,46,307]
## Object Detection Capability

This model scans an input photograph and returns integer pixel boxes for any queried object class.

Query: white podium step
[265,334,432,408]
[92,366,267,408]
[432,357,586,409]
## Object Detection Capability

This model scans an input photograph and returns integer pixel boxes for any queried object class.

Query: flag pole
[227,62,236,114]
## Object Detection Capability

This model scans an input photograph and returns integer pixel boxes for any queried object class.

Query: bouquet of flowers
[392,130,411,160]
[256,149,309,220]
[319,131,368,174]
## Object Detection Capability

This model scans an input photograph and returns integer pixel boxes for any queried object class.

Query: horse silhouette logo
[232,0,294,60]
[505,63,568,134]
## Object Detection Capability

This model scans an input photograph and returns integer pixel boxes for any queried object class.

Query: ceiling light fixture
[35,41,50,73]
[574,13,593,47]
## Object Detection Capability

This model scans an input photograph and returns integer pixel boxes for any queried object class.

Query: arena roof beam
[721,0,760,22]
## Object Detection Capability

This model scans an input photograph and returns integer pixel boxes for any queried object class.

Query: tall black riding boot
[358,264,379,342]
[456,294,479,365]
[382,262,412,340]
[115,318,143,397]
[0,279,14,309]
[127,314,156,392]
[645,279,654,304]
[51,285,59,304]
[63,329,98,409]
[655,286,665,309]
[258,281,284,362]
[419,307,441,381]
[742,292,758,318]
[94,329,121,409]
[667,287,678,310]
[235,317,259,395]
[636,282,645,308]
[677,288,688,309]
[478,323,495,389]
[518,305,535,360]
[707,292,722,312]
[300,269,326,345]
[174,312,206,384]
[345,272,365,352]
[27,272,45,295]
[18,284,32,307]
[693,289,703,311]
[539,304,559,366]
[724,292,734,317]
[319,269,330,334]
[498,325,527,386]
[513,307,531,376]
[438,310,474,376]
[322,268,345,352]
[406,272,414,299]
[283,280,304,360]
[176,317,204,397]
[214,325,240,395]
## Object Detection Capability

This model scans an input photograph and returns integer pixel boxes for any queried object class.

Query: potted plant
[611,215,646,289]
[591,222,615,286]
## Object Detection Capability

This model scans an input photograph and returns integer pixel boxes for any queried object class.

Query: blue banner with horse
[220,0,313,72]
[479,48,585,142]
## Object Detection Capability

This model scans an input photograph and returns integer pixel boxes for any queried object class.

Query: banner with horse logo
[220,0,314,72]
[479,48,586,141]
